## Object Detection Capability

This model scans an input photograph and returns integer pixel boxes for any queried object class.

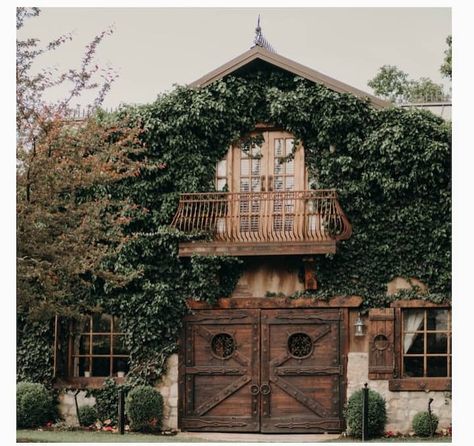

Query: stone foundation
[58,391,96,426]
[58,354,179,429]
[347,352,451,433]
[155,353,179,430]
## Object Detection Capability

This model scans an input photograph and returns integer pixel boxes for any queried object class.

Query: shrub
[412,411,439,437]
[17,382,55,428]
[345,388,387,438]
[92,378,131,424]
[78,405,98,426]
[125,385,163,432]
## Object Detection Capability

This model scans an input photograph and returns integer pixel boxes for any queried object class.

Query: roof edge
[188,46,390,109]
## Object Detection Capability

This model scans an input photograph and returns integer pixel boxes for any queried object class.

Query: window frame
[389,300,451,392]
[53,314,129,389]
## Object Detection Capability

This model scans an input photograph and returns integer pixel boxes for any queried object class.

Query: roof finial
[253,15,276,53]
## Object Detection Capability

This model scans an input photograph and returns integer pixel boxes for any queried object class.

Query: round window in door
[211,333,236,359]
[288,332,313,359]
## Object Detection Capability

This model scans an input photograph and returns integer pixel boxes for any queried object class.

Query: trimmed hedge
[345,388,387,438]
[17,382,55,428]
[125,385,163,432]
[78,405,98,426]
[412,411,439,437]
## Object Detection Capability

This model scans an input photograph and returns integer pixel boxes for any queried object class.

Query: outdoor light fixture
[354,312,365,337]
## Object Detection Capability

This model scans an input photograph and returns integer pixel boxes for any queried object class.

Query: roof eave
[189,46,390,110]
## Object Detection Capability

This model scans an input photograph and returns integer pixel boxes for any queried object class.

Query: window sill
[389,378,451,392]
[53,376,126,390]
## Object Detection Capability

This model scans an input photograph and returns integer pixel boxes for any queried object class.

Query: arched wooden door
[179,308,345,433]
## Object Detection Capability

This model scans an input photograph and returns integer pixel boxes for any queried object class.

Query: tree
[440,35,452,80]
[368,65,446,103]
[367,65,409,102]
[16,8,144,320]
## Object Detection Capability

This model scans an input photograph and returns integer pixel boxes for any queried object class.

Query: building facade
[56,39,451,435]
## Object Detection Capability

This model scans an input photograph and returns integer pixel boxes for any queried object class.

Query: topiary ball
[125,385,163,432]
[345,388,387,438]
[412,411,439,437]
[17,382,55,428]
[78,405,98,426]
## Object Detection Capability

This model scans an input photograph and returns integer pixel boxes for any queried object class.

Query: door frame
[178,296,362,433]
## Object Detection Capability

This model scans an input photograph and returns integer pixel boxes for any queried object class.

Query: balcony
[171,190,352,256]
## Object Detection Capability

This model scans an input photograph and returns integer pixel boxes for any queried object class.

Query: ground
[16,430,452,443]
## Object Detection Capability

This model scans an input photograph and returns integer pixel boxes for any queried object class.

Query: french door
[216,131,307,237]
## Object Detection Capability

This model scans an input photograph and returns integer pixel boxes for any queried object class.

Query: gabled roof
[189,45,390,109]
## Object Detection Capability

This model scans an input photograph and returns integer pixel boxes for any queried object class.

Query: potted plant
[117,359,127,378]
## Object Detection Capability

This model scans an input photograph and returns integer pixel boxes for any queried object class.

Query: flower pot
[84,371,91,378]
[117,371,125,378]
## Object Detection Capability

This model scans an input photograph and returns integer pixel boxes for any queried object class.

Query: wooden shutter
[368,308,395,380]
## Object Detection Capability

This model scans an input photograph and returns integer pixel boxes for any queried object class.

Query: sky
[17,7,452,109]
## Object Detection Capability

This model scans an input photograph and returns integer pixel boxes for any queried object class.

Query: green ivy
[17,68,450,387]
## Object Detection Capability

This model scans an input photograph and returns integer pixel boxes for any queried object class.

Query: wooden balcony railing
[171,190,352,256]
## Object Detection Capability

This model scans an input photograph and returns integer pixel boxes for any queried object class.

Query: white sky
[17,7,452,108]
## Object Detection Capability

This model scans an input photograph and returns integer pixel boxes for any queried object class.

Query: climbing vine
[17,67,450,386]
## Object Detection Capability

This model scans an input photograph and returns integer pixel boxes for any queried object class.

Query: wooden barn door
[179,308,345,433]
[179,309,261,432]
[260,309,345,433]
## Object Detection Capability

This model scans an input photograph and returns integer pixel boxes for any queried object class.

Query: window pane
[275,139,283,156]
[404,356,424,377]
[93,335,111,355]
[217,178,227,191]
[427,357,448,377]
[251,145,261,157]
[286,139,294,156]
[285,176,295,191]
[427,333,448,354]
[79,334,90,355]
[403,309,425,332]
[113,357,130,375]
[113,317,124,333]
[251,177,261,192]
[93,314,111,333]
[113,335,128,355]
[286,159,294,175]
[217,159,227,177]
[427,309,449,331]
[251,159,261,175]
[404,332,424,354]
[77,357,91,377]
[240,178,249,192]
[274,158,283,174]
[92,357,110,377]
[274,176,284,191]
[240,159,250,176]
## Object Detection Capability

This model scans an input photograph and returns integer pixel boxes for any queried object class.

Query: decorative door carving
[179,308,345,433]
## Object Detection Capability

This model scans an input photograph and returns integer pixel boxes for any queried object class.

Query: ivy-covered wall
[17,68,451,386]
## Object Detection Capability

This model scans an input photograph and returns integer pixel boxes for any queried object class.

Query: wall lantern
[354,312,366,337]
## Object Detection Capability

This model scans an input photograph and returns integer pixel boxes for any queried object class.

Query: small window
[67,315,129,378]
[402,309,451,378]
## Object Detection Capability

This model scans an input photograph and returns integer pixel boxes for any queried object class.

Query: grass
[326,436,451,443]
[16,429,215,443]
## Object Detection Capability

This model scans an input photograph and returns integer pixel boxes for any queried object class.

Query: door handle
[267,175,273,192]
[250,384,260,395]
[260,383,271,395]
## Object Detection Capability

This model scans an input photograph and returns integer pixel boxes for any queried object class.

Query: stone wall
[58,391,96,426]
[57,354,179,430]
[347,352,451,433]
[155,353,179,430]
